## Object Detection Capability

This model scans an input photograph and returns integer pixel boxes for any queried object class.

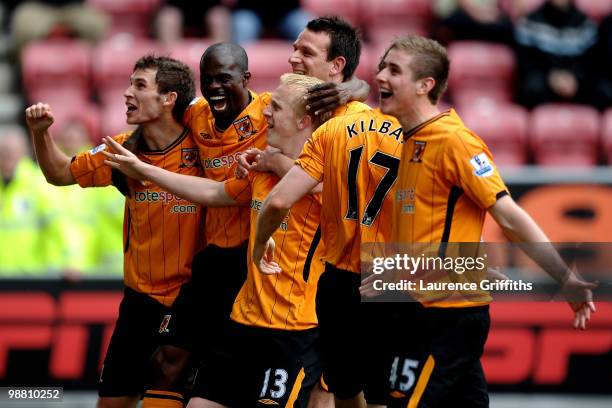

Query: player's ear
[243,71,251,87]
[163,92,177,106]
[330,56,346,78]
[417,77,435,97]
[297,113,312,130]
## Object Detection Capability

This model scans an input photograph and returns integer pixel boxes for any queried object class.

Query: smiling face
[200,51,250,126]
[263,83,299,152]
[289,29,334,81]
[376,48,420,119]
[124,68,166,125]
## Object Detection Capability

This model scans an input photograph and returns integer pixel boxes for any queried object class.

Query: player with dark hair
[25,55,203,408]
[238,15,372,180]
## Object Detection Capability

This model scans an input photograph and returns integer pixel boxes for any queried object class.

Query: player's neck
[329,73,343,84]
[398,103,440,133]
[286,128,313,159]
[141,119,184,151]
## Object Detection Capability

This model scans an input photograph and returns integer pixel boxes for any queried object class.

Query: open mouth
[208,95,228,112]
[125,102,137,114]
[380,89,393,99]
[292,67,306,75]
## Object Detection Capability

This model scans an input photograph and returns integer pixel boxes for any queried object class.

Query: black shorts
[99,287,171,397]
[193,321,320,407]
[315,263,394,404]
[386,304,491,408]
[159,244,248,356]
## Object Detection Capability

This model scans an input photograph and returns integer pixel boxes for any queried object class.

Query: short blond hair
[279,73,332,128]
[381,36,449,104]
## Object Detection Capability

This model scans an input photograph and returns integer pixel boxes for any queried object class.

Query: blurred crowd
[0,0,611,276]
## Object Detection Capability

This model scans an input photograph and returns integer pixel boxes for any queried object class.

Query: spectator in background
[513,0,598,108]
[593,13,612,110]
[230,0,314,43]
[53,119,124,279]
[153,0,230,45]
[0,126,63,275]
[434,0,514,44]
[9,0,109,54]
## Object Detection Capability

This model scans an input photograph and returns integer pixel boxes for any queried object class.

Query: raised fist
[25,102,55,135]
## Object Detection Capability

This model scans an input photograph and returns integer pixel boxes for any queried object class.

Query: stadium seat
[92,35,159,93]
[300,0,360,25]
[575,0,612,21]
[21,39,92,102]
[602,108,612,164]
[354,44,377,88]
[459,101,529,166]
[87,0,161,37]
[164,39,214,96]
[500,0,545,20]
[447,41,515,104]
[244,40,294,92]
[530,104,600,166]
[100,101,135,138]
[368,23,428,52]
[49,101,102,144]
[361,0,431,33]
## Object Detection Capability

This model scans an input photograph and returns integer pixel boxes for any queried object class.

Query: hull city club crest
[411,141,427,162]
[233,115,256,140]
[180,148,201,168]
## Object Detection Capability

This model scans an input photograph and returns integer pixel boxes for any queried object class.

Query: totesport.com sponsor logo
[134,190,197,214]
[202,153,242,169]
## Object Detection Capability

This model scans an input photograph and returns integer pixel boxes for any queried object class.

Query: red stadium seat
[368,23,428,53]
[602,108,612,164]
[361,0,431,31]
[21,39,92,102]
[164,39,214,96]
[51,101,102,144]
[530,104,600,166]
[459,101,529,166]
[87,0,161,37]
[92,36,159,92]
[452,89,516,109]
[244,40,294,92]
[301,0,360,25]
[500,0,545,20]
[575,0,612,21]
[101,101,135,138]
[448,41,515,104]
[354,44,377,88]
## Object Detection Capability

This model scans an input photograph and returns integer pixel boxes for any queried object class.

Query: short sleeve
[443,130,509,209]
[224,176,252,205]
[70,144,112,188]
[295,123,328,183]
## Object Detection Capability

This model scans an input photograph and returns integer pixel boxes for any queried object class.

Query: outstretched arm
[25,103,75,185]
[253,165,318,269]
[489,195,596,329]
[102,136,236,207]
